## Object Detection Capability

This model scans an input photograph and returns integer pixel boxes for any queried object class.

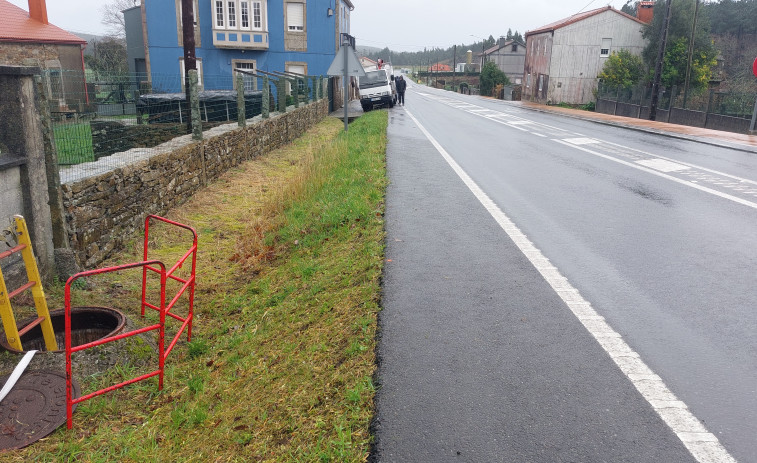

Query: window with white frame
[179,58,204,89]
[600,38,611,57]
[233,60,257,90]
[287,2,305,31]
[215,0,267,31]
[286,63,306,94]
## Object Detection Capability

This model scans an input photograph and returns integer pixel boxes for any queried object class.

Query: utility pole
[453,45,457,90]
[683,0,700,108]
[649,0,673,121]
[181,0,196,134]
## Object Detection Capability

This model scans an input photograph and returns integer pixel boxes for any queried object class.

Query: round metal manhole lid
[0,370,80,450]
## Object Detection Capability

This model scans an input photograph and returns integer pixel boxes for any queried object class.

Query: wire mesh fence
[597,82,757,119]
[48,70,326,179]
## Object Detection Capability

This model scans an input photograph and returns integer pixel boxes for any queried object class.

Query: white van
[358,65,397,111]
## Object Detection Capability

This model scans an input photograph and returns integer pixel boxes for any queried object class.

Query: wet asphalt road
[372,85,757,462]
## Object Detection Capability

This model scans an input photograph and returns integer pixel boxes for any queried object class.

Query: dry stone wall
[61,100,329,268]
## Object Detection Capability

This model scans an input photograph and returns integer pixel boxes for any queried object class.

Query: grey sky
[7,0,630,50]
[350,0,630,51]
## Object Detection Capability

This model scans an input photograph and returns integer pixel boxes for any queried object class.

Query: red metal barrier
[65,215,198,429]
[142,214,198,372]
[65,260,166,429]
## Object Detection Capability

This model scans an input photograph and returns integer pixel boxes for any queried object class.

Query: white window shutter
[287,3,304,31]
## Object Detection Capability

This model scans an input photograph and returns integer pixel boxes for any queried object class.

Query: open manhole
[0,307,126,354]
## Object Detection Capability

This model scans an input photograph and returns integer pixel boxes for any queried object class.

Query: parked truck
[358,63,397,112]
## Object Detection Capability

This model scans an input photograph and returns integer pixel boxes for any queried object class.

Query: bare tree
[101,0,138,38]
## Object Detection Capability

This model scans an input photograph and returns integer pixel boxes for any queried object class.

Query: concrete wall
[61,99,329,268]
[123,6,146,77]
[0,66,56,282]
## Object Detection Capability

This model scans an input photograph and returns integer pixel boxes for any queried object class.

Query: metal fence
[596,82,757,133]
[47,70,327,178]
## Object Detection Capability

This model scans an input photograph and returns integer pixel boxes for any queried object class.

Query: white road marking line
[635,159,691,173]
[554,139,757,211]
[421,90,757,204]
[564,137,601,145]
[403,108,738,463]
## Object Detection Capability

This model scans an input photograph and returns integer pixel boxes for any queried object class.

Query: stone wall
[91,121,223,159]
[61,99,329,268]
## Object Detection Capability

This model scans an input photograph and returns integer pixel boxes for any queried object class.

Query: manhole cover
[0,370,79,450]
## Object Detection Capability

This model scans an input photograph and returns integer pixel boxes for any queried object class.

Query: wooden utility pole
[181,0,196,134]
[649,0,673,121]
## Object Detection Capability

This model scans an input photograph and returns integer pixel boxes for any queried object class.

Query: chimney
[637,1,655,24]
[28,0,49,24]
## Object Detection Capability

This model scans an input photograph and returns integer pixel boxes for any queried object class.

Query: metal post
[750,95,757,132]
[704,89,714,128]
[236,74,246,127]
[343,39,349,132]
[310,76,316,103]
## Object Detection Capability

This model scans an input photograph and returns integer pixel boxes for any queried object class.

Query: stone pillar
[236,74,246,127]
[262,76,270,119]
[189,70,202,140]
[0,66,55,281]
[293,78,300,109]
[34,74,79,280]
[277,78,287,113]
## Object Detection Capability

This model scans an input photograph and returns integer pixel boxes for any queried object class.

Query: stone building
[0,0,87,111]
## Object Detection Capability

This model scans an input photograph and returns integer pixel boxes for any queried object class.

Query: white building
[523,6,646,104]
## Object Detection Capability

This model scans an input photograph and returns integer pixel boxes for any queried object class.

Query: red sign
[753,57,757,78]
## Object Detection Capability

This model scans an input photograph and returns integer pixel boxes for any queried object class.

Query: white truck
[358,63,397,111]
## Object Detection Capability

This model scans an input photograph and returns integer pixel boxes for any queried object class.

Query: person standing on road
[396,75,407,106]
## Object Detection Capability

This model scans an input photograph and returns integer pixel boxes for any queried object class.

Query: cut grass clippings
[8,110,388,462]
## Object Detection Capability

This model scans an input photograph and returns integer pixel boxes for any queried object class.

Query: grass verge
[53,122,95,165]
[10,110,388,462]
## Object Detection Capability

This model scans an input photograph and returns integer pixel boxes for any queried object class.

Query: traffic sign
[327,45,365,77]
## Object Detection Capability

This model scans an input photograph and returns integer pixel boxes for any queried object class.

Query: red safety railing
[65,260,166,429]
[65,215,198,429]
[142,214,198,363]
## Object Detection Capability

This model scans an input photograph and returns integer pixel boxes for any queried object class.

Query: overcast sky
[7,0,630,50]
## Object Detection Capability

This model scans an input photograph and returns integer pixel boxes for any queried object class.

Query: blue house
[126,0,354,92]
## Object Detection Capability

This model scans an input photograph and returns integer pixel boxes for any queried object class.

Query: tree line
[601,0,756,94]
[362,30,525,68]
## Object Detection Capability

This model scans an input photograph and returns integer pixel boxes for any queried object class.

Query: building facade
[482,38,526,85]
[0,0,87,110]
[130,0,353,92]
[523,6,646,104]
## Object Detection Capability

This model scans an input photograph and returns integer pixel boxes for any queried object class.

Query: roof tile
[0,0,86,44]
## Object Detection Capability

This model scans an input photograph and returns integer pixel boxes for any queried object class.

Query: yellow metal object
[0,216,58,351]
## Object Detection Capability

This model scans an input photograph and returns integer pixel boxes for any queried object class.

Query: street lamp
[470,34,485,71]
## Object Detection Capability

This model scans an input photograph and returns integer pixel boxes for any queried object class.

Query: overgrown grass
[53,122,95,165]
[11,111,388,462]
